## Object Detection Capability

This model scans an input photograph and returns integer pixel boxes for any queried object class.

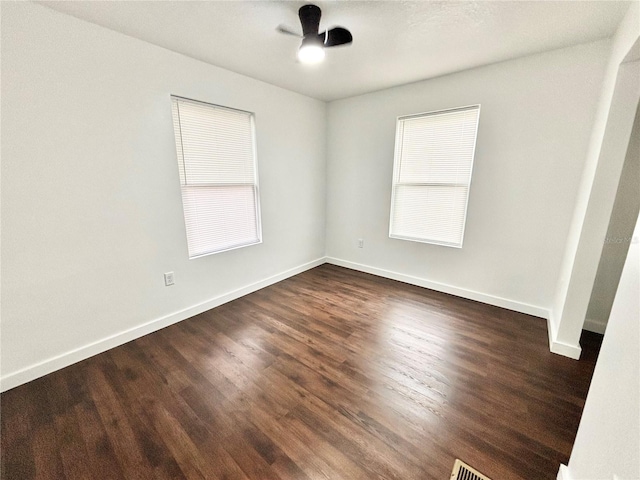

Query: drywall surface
[552,2,640,346]
[562,217,639,480]
[1,2,326,387]
[584,102,640,334]
[326,40,609,314]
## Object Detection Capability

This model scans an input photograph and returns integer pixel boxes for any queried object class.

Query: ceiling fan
[277,4,353,64]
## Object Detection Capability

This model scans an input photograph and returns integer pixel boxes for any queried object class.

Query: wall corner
[547,313,582,360]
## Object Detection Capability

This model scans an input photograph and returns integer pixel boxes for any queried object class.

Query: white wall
[584,100,640,334]
[551,2,640,355]
[325,41,610,317]
[0,1,631,393]
[0,2,326,390]
[559,216,639,480]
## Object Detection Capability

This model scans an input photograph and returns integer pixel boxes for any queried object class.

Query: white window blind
[389,105,480,248]
[171,96,261,258]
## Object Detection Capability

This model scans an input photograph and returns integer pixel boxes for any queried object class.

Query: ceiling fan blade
[320,27,353,47]
[276,24,302,37]
[299,4,321,37]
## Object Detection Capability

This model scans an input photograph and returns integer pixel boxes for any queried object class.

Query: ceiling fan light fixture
[298,43,325,64]
[279,4,352,64]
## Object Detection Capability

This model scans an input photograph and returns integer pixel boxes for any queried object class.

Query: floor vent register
[450,459,492,480]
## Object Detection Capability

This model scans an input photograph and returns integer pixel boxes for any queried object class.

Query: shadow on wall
[585,97,640,334]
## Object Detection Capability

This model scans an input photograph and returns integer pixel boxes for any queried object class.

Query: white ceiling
[39,1,630,101]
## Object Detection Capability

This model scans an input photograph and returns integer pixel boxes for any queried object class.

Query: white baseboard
[583,317,607,334]
[0,257,326,392]
[557,464,572,480]
[326,257,550,319]
[3,255,585,391]
[326,258,581,360]
[547,314,582,360]
[328,257,588,360]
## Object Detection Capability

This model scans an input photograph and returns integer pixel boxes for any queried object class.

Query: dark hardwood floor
[1,264,602,480]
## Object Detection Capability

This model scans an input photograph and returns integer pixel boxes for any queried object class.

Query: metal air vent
[450,459,492,480]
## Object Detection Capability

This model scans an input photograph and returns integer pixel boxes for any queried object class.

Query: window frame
[171,95,262,259]
[388,104,481,248]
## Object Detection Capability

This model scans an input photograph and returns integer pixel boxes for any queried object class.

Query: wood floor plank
[31,423,66,480]
[73,399,127,480]
[86,362,159,480]
[1,264,602,480]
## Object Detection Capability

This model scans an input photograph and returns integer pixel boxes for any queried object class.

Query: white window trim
[389,104,481,248]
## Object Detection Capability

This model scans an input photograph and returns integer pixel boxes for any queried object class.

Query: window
[389,105,480,248]
[171,96,261,258]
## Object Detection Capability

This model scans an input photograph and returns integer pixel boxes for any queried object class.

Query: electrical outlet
[164,272,175,286]
[358,239,364,248]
